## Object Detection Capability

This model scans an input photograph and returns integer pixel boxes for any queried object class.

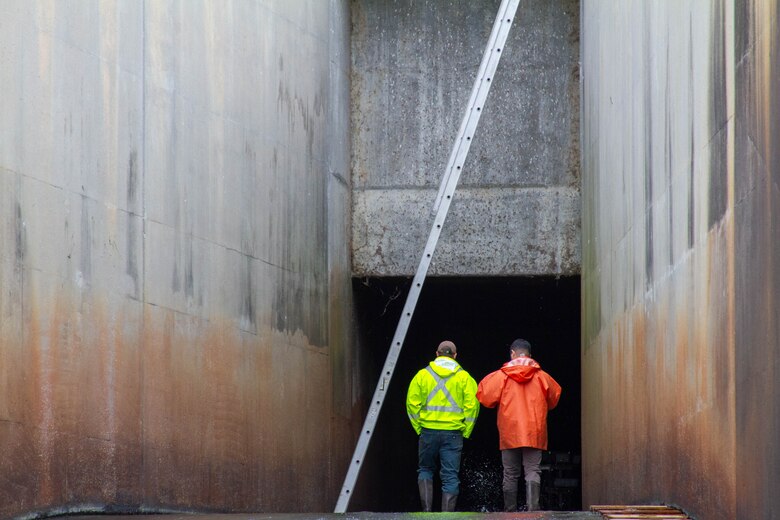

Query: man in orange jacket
[476,339,561,512]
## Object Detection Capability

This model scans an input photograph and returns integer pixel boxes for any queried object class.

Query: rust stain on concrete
[583,220,737,518]
[733,1,780,518]
[578,1,772,517]
[0,286,337,517]
[7,289,145,512]
[139,309,333,513]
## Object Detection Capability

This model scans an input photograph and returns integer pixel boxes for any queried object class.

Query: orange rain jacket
[476,356,561,450]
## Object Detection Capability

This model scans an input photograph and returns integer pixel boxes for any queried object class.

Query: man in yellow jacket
[406,340,479,512]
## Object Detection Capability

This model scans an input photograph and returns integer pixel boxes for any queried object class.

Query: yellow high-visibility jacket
[406,356,479,438]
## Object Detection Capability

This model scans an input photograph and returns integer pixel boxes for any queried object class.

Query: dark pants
[418,428,464,495]
[501,446,542,490]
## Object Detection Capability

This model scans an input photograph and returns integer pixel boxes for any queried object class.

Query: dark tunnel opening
[351,276,581,512]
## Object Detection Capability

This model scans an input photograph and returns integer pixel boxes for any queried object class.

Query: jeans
[501,446,542,490]
[418,428,464,495]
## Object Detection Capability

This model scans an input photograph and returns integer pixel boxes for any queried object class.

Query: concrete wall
[351,0,580,277]
[734,2,780,518]
[0,1,360,516]
[581,1,780,518]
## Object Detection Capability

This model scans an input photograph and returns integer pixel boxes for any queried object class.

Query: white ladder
[334,0,520,512]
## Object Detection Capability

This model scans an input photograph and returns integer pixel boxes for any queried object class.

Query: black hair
[510,338,532,355]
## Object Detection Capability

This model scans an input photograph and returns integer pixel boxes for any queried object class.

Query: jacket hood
[429,356,461,377]
[501,356,540,383]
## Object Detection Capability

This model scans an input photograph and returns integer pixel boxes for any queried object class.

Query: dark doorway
[351,276,581,512]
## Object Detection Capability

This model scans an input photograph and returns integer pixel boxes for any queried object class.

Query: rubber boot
[526,480,540,511]
[503,488,517,512]
[418,480,433,512]
[441,492,458,512]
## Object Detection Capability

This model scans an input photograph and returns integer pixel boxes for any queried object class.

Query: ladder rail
[334,0,520,512]
[432,0,517,216]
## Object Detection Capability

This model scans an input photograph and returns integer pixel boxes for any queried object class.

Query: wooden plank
[591,504,691,520]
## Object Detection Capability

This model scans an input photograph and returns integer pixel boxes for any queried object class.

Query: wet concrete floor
[68,513,600,520]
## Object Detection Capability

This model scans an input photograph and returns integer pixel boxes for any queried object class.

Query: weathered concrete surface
[733,2,780,519]
[582,1,780,519]
[0,1,362,517]
[351,0,580,277]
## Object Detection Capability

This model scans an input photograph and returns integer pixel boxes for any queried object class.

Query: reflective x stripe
[423,366,463,414]
[424,406,459,412]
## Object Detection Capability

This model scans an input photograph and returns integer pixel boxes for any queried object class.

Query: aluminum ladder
[334,0,520,512]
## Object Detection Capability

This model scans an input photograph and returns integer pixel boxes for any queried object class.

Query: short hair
[510,338,532,355]
[436,340,457,357]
